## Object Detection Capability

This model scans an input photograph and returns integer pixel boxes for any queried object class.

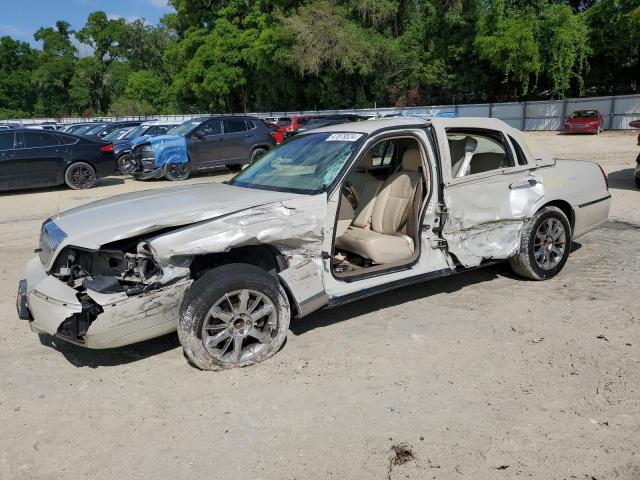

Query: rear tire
[177,264,290,371]
[509,206,571,280]
[64,162,96,189]
[635,176,640,189]
[226,164,242,172]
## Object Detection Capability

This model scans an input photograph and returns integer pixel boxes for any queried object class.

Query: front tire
[178,264,290,370]
[164,161,190,181]
[117,153,135,175]
[64,162,96,189]
[509,206,571,280]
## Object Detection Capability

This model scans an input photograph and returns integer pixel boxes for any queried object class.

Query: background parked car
[292,114,368,135]
[61,123,106,135]
[563,110,604,134]
[107,121,179,173]
[81,121,143,140]
[101,127,136,142]
[263,121,284,144]
[0,129,116,191]
[276,115,321,135]
[129,116,275,181]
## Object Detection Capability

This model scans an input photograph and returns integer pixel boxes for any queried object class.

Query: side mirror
[193,130,205,140]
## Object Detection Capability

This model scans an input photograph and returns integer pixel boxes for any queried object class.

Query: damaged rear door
[439,128,545,267]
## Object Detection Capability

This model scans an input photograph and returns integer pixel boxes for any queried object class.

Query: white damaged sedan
[17,118,611,370]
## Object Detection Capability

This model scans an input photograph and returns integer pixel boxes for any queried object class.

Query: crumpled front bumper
[18,257,192,349]
[131,166,164,180]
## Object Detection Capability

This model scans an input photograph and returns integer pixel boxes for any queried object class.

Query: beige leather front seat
[335,147,424,264]
[335,152,383,238]
[348,152,384,228]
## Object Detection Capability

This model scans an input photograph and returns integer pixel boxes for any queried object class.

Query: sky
[0,0,174,53]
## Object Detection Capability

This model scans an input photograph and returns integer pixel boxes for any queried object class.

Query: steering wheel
[342,181,359,210]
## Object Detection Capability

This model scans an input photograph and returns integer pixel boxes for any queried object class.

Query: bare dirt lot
[1,132,639,480]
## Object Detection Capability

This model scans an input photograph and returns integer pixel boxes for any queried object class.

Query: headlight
[39,219,67,266]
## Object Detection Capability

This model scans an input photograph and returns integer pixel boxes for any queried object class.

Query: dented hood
[50,182,303,251]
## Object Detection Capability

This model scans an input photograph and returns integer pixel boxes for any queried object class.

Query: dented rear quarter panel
[431,120,610,267]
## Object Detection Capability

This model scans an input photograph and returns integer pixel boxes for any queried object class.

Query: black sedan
[0,129,117,192]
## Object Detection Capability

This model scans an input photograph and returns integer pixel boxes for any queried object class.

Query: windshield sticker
[325,133,363,142]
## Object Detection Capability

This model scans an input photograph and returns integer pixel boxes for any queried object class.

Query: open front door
[440,128,544,267]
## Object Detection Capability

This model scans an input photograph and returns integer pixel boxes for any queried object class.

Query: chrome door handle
[510,178,537,190]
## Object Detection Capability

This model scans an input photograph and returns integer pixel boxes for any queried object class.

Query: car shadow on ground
[291,263,509,336]
[0,177,125,197]
[607,167,638,191]
[38,331,180,368]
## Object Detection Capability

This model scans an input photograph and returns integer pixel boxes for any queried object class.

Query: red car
[263,122,284,145]
[277,115,321,134]
[563,110,604,134]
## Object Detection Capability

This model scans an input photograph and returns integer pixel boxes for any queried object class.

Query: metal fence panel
[5,94,639,131]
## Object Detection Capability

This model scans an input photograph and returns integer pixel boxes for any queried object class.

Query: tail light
[597,163,608,190]
[100,143,114,152]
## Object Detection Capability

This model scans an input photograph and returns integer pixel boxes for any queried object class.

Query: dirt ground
[1,131,639,480]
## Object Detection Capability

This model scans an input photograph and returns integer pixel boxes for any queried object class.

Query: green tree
[475,1,541,98]
[32,21,77,116]
[0,36,38,117]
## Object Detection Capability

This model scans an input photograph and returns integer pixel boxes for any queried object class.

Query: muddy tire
[509,206,571,280]
[177,264,290,371]
[64,162,96,189]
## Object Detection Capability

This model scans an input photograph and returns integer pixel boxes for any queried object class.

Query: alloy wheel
[201,289,277,364]
[533,218,566,270]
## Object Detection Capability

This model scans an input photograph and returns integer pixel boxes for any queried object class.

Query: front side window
[200,119,224,136]
[145,125,172,135]
[23,131,60,148]
[447,130,514,177]
[229,132,364,194]
[169,119,207,136]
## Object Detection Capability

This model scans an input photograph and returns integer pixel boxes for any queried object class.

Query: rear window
[23,131,60,148]
[56,134,78,145]
[0,132,14,150]
[571,110,598,118]
[226,119,248,133]
[508,136,528,165]
[277,117,292,126]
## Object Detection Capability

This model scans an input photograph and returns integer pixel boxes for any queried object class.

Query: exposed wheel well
[538,200,575,232]
[188,245,299,316]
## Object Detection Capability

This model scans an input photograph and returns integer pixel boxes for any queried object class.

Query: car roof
[141,120,179,126]
[306,116,525,139]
